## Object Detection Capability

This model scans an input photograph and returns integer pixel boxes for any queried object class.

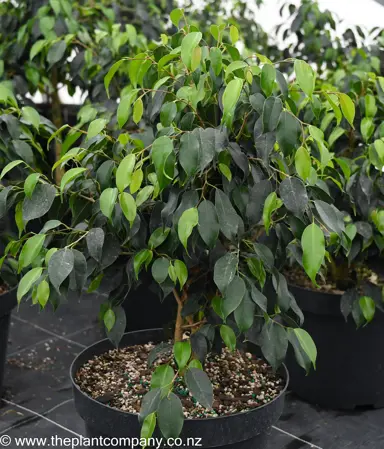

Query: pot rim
[288,281,344,298]
[70,328,289,423]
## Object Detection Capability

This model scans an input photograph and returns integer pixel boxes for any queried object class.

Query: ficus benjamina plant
[1,12,381,441]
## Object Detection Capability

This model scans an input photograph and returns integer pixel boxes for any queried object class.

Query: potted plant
[4,14,358,447]
[282,63,384,408]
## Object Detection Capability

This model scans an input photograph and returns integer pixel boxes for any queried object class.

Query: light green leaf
[136,186,154,207]
[177,207,199,250]
[174,341,191,370]
[30,40,47,60]
[60,168,86,193]
[116,154,135,192]
[151,136,174,190]
[261,64,276,97]
[21,106,40,130]
[293,328,317,369]
[134,249,153,279]
[17,267,43,303]
[87,118,107,141]
[119,192,137,226]
[104,309,116,332]
[181,32,202,69]
[339,93,355,128]
[359,296,375,323]
[133,98,143,124]
[229,25,239,44]
[295,146,311,180]
[174,259,188,289]
[141,413,156,448]
[301,223,325,285]
[210,47,222,76]
[294,59,315,98]
[220,325,236,351]
[170,8,184,27]
[36,279,50,307]
[222,78,243,127]
[104,59,124,98]
[262,192,282,235]
[0,160,24,180]
[24,173,40,199]
[18,234,46,272]
[148,227,170,249]
[99,187,118,220]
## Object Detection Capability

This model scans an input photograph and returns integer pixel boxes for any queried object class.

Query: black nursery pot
[0,287,17,395]
[287,284,384,410]
[70,329,288,449]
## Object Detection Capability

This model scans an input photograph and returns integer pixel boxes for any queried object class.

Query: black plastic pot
[71,329,288,449]
[0,287,17,396]
[287,284,384,409]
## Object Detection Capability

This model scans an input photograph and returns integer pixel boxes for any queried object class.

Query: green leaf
[104,309,116,332]
[261,64,276,97]
[151,136,174,191]
[117,89,139,128]
[277,111,301,155]
[30,40,47,60]
[279,177,308,216]
[24,173,40,199]
[87,118,107,141]
[151,364,174,390]
[229,25,239,44]
[160,102,177,128]
[130,169,143,194]
[222,78,243,127]
[152,258,170,284]
[48,248,74,292]
[86,228,104,263]
[214,252,237,293]
[339,93,355,128]
[293,328,317,369]
[247,258,266,288]
[100,188,118,220]
[148,227,170,249]
[36,280,50,307]
[234,292,255,332]
[295,146,311,180]
[174,260,188,289]
[23,184,57,221]
[179,132,200,177]
[197,200,219,249]
[308,125,324,143]
[19,234,46,272]
[177,207,198,250]
[21,106,40,130]
[294,59,315,98]
[47,40,66,66]
[157,393,184,439]
[184,368,213,409]
[15,202,24,237]
[0,160,24,180]
[359,296,375,323]
[170,8,184,27]
[181,32,202,69]
[260,321,288,371]
[262,97,283,132]
[139,389,162,420]
[301,223,325,285]
[17,267,43,303]
[119,192,137,226]
[174,341,191,370]
[133,98,143,124]
[215,189,241,240]
[314,200,344,235]
[60,168,86,193]
[116,154,135,192]
[134,249,152,279]
[136,186,154,207]
[220,325,236,351]
[104,59,124,98]
[361,117,374,142]
[141,413,156,448]
[210,47,222,76]
[222,275,246,319]
[262,192,282,235]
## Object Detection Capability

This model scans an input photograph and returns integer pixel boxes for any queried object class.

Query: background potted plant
[282,59,384,408]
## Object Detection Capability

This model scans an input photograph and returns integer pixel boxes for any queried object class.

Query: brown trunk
[173,289,184,342]
[51,67,64,183]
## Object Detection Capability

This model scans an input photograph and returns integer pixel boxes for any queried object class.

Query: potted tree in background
[282,53,384,409]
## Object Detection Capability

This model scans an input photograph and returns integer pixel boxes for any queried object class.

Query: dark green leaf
[152,258,170,284]
[280,177,308,215]
[48,248,74,292]
[214,252,237,293]
[261,64,276,97]
[157,393,184,439]
[222,275,246,318]
[260,321,288,371]
[215,189,241,240]
[23,184,56,221]
[197,200,219,249]
[262,97,283,132]
[47,40,66,66]
[277,112,301,155]
[184,368,213,409]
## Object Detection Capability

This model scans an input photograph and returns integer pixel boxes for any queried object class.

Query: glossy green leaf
[174,341,191,370]
[339,93,355,128]
[100,188,118,220]
[293,328,317,369]
[24,173,40,199]
[116,154,135,192]
[295,146,311,180]
[60,168,86,193]
[301,223,325,285]
[177,207,198,250]
[220,325,236,351]
[119,192,137,226]
[184,368,213,409]
[260,64,276,97]
[181,32,202,69]
[222,78,243,127]
[294,59,315,98]
[17,267,43,303]
[18,234,46,272]
[87,118,107,141]
[359,296,375,323]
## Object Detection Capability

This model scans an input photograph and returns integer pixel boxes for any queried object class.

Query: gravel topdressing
[75,341,285,419]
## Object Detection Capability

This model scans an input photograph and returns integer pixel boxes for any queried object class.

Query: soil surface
[75,342,284,419]
[284,265,383,295]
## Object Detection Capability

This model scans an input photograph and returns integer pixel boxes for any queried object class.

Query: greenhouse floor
[1,296,383,449]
